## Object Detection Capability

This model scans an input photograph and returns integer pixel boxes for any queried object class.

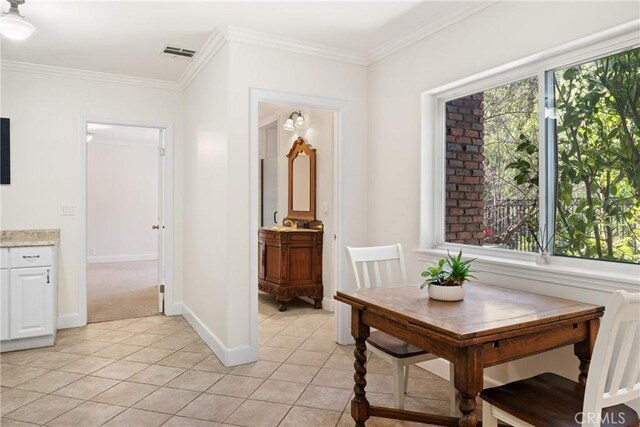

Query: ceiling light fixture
[0,0,35,40]
[283,111,304,132]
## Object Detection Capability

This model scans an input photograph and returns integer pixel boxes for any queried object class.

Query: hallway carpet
[88,261,159,323]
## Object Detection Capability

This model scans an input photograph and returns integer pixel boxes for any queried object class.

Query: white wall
[181,45,231,347]
[0,69,183,326]
[367,1,639,385]
[87,136,159,263]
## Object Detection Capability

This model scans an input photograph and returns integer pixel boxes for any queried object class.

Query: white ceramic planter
[428,284,465,301]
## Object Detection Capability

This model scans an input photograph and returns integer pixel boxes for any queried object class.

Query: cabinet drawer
[0,248,8,269]
[10,247,53,268]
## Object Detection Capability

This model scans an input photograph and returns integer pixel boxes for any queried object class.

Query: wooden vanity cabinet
[258,227,323,312]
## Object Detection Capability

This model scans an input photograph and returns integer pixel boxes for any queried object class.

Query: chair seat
[367,330,428,359]
[480,372,639,427]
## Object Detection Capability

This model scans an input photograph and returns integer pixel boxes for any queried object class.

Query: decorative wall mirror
[286,137,316,222]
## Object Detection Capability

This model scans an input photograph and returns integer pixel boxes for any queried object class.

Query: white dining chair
[346,244,456,412]
[481,290,640,427]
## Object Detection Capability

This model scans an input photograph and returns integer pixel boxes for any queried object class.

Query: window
[442,47,639,264]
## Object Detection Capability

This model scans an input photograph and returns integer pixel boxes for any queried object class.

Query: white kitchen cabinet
[0,269,9,341]
[0,245,57,351]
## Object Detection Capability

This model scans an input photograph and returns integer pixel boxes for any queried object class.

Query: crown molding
[367,1,498,64]
[0,59,181,90]
[226,26,368,66]
[177,28,227,89]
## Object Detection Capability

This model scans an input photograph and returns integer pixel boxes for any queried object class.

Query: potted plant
[420,250,475,301]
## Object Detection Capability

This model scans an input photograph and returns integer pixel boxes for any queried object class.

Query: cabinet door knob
[152,225,160,230]
[22,255,40,260]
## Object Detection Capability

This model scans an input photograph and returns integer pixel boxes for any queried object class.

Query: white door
[156,129,165,313]
[10,267,54,339]
[0,269,9,340]
[261,121,279,226]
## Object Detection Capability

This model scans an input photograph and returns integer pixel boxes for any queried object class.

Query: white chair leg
[482,401,498,427]
[404,364,410,393]
[392,359,405,410]
[449,362,457,416]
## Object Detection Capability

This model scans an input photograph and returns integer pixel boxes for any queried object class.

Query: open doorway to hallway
[257,101,336,346]
[86,123,164,323]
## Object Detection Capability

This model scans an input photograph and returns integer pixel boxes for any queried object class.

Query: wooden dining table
[335,283,604,427]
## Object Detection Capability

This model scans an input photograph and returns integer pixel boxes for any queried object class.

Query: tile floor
[1,293,452,426]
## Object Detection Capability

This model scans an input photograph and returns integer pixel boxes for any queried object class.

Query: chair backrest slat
[346,244,408,290]
[582,291,640,427]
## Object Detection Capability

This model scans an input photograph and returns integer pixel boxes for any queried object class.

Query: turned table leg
[351,308,370,427]
[574,318,600,385]
[454,346,483,427]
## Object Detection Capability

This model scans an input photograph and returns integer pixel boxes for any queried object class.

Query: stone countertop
[0,229,60,247]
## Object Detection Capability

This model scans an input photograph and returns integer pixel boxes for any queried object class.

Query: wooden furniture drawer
[9,246,53,268]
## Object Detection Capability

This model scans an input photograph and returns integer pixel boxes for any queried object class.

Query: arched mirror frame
[286,137,316,221]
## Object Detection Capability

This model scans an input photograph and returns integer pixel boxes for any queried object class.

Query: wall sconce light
[283,111,304,132]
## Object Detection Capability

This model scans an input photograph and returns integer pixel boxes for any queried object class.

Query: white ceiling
[0,1,490,81]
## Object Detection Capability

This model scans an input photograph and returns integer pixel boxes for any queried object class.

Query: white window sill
[415,247,640,294]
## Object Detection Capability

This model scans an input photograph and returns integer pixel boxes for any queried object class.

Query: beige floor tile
[59,340,112,355]
[269,363,319,384]
[91,319,136,330]
[181,341,212,354]
[192,356,232,374]
[0,389,44,416]
[124,347,175,364]
[134,387,200,414]
[157,351,207,369]
[263,334,306,350]
[1,349,51,365]
[150,335,196,350]
[333,344,356,356]
[15,371,83,394]
[163,415,220,427]
[224,399,290,427]
[116,322,155,333]
[311,328,335,340]
[3,395,82,425]
[128,364,185,386]
[138,315,171,325]
[296,384,352,411]
[0,366,48,387]
[323,354,353,371]
[92,343,145,359]
[365,373,394,394]
[120,333,165,346]
[26,352,82,370]
[92,360,150,380]
[92,381,158,407]
[53,375,120,400]
[278,326,317,338]
[61,328,108,340]
[249,379,306,404]
[166,370,224,392]
[0,363,19,373]
[0,418,41,427]
[230,360,280,379]
[48,337,86,352]
[404,396,451,415]
[299,338,338,353]
[57,355,117,374]
[365,356,394,375]
[259,333,275,345]
[311,368,355,389]
[178,393,244,423]
[406,377,452,401]
[206,374,263,398]
[47,401,126,427]
[257,346,293,363]
[285,349,331,367]
[279,406,341,427]
[144,324,185,336]
[102,407,171,427]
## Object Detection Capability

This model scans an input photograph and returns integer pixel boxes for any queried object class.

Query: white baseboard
[87,254,158,264]
[164,302,183,316]
[180,302,256,367]
[417,358,502,388]
[58,313,85,329]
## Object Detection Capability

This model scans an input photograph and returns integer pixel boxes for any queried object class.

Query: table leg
[454,346,483,427]
[574,318,600,385]
[351,308,370,427]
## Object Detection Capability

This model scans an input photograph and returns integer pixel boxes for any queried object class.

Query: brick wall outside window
[445,93,485,245]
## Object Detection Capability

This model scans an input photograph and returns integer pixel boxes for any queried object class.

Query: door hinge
[159,147,166,156]
[159,284,165,293]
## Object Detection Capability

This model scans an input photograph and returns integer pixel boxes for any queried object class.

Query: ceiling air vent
[160,45,197,60]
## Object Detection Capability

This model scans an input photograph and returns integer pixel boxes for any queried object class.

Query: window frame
[419,21,640,290]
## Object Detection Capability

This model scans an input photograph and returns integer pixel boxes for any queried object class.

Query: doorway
[85,123,164,323]
[256,100,337,345]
